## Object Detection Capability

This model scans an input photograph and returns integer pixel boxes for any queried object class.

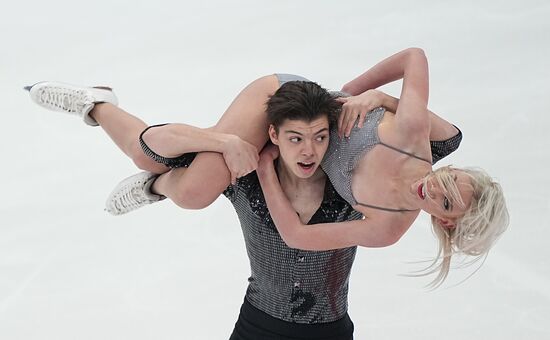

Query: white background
[1,0,549,339]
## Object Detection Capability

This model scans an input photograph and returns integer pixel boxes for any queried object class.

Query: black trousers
[229,299,354,340]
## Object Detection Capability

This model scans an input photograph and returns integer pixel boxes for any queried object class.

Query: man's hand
[257,143,279,176]
[222,135,259,185]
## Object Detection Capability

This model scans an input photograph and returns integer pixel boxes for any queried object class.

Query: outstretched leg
[28,76,280,213]
[90,103,169,174]
[26,82,169,174]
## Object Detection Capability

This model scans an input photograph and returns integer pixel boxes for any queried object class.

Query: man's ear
[268,124,279,145]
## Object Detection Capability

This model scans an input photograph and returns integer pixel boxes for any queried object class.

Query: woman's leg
[26,82,170,174]
[151,75,279,209]
[90,103,170,174]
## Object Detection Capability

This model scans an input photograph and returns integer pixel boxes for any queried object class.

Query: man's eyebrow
[283,130,303,135]
[283,127,329,135]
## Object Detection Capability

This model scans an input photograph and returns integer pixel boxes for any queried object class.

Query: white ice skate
[24,81,118,126]
[105,171,165,215]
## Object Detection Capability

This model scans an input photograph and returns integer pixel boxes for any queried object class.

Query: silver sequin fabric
[166,73,460,325]
[321,107,387,206]
[223,173,362,324]
[321,108,463,206]
[218,73,362,324]
[276,73,462,207]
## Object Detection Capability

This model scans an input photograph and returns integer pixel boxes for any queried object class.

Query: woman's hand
[222,135,259,184]
[336,89,384,138]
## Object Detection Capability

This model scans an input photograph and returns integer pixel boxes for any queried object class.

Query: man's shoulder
[313,178,363,223]
[223,171,261,201]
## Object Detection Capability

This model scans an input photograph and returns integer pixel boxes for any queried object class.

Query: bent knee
[170,182,219,210]
[242,74,280,98]
[253,74,279,87]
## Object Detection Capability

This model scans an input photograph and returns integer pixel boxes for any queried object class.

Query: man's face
[269,116,330,179]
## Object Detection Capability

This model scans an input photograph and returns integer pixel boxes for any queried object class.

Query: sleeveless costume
[140,74,462,339]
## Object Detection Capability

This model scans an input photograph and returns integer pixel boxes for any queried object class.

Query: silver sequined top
[276,73,462,208]
[321,107,386,206]
[321,106,462,207]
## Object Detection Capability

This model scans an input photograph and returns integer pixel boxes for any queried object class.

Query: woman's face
[269,116,330,179]
[412,168,474,226]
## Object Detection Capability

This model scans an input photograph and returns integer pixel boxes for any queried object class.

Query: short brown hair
[266,81,340,132]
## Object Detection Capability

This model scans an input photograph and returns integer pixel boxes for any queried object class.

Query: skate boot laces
[105,172,164,215]
[110,184,150,215]
[37,86,94,114]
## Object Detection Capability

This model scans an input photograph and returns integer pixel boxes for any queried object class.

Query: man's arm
[142,123,259,184]
[256,146,403,250]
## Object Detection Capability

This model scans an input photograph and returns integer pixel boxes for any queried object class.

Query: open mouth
[298,162,315,170]
[418,183,426,199]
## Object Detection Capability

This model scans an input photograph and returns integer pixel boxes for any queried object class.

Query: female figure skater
[26,48,508,287]
[255,48,509,285]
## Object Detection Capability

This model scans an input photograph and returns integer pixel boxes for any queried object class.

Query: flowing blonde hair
[420,166,509,287]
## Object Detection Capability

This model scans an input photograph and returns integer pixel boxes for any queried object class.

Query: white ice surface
[1,0,549,339]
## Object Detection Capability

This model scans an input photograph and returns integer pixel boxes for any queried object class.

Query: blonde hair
[422,166,509,287]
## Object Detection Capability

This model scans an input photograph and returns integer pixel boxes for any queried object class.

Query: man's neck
[276,159,326,190]
[275,159,327,224]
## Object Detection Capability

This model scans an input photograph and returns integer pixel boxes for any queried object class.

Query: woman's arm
[256,146,404,251]
[373,92,458,140]
[393,48,430,134]
[342,48,430,135]
[338,48,435,139]
[341,50,416,96]
[336,89,398,136]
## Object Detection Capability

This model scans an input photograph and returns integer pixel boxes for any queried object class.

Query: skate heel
[23,82,41,92]
[93,86,113,91]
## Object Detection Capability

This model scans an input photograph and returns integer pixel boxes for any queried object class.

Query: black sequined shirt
[223,172,362,324]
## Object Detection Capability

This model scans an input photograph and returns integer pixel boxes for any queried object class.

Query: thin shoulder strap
[355,201,418,213]
[354,140,428,212]
[378,141,432,164]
